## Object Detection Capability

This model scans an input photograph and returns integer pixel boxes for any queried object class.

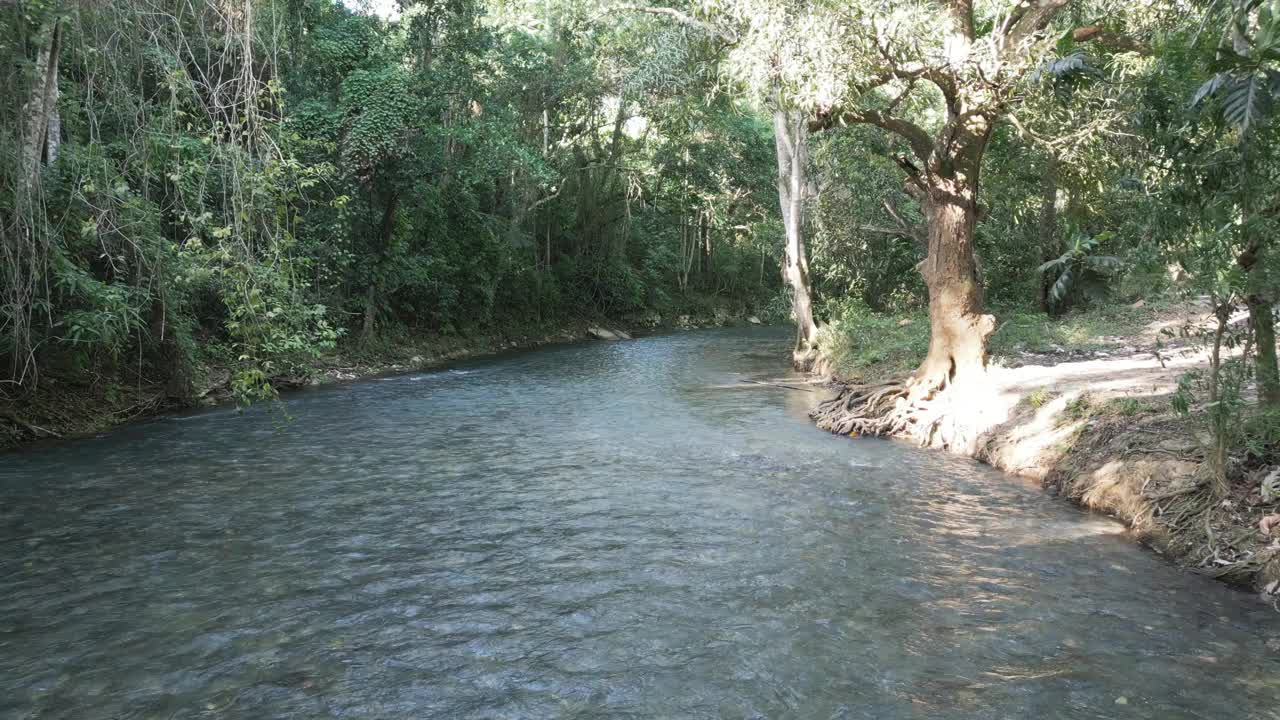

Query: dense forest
[2,0,1279,464]
[2,0,788,409]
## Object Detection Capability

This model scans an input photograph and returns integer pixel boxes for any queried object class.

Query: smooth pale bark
[21,19,61,188]
[772,109,817,361]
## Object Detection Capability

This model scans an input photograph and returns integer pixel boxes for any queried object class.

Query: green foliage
[1107,398,1155,417]
[1037,231,1125,309]
[2,0,784,405]
[1025,388,1055,409]
[815,300,928,381]
[1063,393,1094,422]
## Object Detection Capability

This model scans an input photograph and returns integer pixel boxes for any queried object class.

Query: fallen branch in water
[739,378,814,392]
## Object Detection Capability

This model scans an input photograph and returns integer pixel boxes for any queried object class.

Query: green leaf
[1055,27,1075,56]
[1222,74,1272,135]
[1191,72,1229,108]
[1049,266,1074,303]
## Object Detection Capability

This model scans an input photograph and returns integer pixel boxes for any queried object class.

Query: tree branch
[945,0,976,42]
[1072,24,1152,55]
[866,25,959,108]
[1003,0,1072,50]
[809,108,934,165]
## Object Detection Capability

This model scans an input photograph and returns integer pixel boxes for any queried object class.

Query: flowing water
[2,327,1279,719]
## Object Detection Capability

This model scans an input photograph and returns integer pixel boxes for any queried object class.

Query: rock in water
[747,316,762,325]
[587,327,617,340]
[613,329,632,340]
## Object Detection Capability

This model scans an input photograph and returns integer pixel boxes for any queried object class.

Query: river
[2,327,1278,718]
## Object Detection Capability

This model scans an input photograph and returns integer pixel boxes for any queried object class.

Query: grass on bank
[815,299,1176,382]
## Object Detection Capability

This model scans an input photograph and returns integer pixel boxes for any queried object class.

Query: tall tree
[617,1,821,361]
[1191,0,1280,408]
[773,108,819,366]
[804,1,1095,447]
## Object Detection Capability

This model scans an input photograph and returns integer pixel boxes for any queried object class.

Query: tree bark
[363,191,400,340]
[1037,154,1059,314]
[917,178,996,387]
[21,19,61,189]
[1240,237,1280,408]
[1249,296,1280,407]
[773,109,818,361]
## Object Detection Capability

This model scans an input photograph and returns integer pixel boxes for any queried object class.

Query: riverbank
[813,299,1280,597]
[0,303,766,452]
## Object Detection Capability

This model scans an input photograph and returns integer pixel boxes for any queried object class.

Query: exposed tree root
[811,370,978,450]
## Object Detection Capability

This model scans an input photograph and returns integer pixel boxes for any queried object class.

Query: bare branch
[857,225,917,237]
[867,24,958,107]
[810,108,934,165]
[881,198,924,242]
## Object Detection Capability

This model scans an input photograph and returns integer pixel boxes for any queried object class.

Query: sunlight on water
[2,328,1279,719]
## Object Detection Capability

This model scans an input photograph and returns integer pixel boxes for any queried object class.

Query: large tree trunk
[916,179,996,389]
[773,108,818,366]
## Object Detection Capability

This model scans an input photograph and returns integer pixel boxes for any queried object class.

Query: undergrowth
[816,298,1172,381]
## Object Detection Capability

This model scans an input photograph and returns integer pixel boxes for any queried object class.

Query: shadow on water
[2,327,1279,719]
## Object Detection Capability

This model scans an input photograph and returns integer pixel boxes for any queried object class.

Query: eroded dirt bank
[815,302,1280,598]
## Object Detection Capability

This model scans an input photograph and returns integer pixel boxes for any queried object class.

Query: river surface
[2,327,1279,719]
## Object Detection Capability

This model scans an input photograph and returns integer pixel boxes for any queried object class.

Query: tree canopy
[2,0,1278,442]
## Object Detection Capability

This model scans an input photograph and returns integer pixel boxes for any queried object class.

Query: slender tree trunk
[1208,300,1231,497]
[1238,147,1279,407]
[362,284,378,340]
[363,191,400,341]
[698,211,711,279]
[1240,238,1280,408]
[773,108,817,361]
[1250,296,1279,407]
[21,19,61,188]
[917,179,996,387]
[1037,154,1059,314]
